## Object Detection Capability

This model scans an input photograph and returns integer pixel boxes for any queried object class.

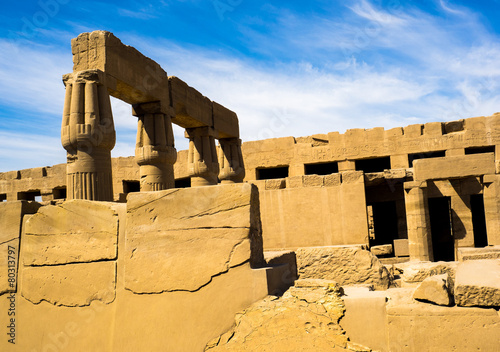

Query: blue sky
[1,0,500,171]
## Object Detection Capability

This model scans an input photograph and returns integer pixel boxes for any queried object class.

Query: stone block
[213,101,239,138]
[324,173,341,187]
[371,244,393,257]
[341,170,364,184]
[265,178,286,190]
[286,175,303,188]
[21,261,116,307]
[403,124,423,138]
[413,274,452,306]
[413,153,495,181]
[296,245,390,290]
[396,261,457,287]
[393,239,409,257]
[423,122,443,136]
[169,76,213,128]
[124,183,264,293]
[457,246,500,261]
[302,175,323,187]
[72,31,170,105]
[23,200,118,265]
[454,259,500,307]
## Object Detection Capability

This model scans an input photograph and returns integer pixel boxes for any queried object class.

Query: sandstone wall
[0,184,268,352]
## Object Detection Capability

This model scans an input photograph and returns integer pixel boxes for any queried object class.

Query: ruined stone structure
[1,31,499,351]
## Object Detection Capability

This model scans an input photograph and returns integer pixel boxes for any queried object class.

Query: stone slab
[124,183,264,293]
[23,200,118,265]
[296,245,390,290]
[413,153,495,181]
[371,244,393,257]
[413,274,452,306]
[21,261,116,307]
[454,259,500,307]
[393,239,409,257]
[213,101,239,138]
[457,246,500,261]
[169,76,213,128]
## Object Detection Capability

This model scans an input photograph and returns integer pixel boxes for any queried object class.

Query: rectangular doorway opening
[471,194,488,247]
[0,194,6,202]
[370,201,399,247]
[256,166,289,180]
[304,162,338,175]
[355,157,391,173]
[428,197,455,261]
[175,177,191,188]
[123,181,140,194]
[17,190,41,201]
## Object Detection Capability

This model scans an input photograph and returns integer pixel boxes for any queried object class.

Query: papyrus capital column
[133,102,177,191]
[61,69,115,201]
[217,138,245,183]
[185,127,219,187]
[404,181,434,261]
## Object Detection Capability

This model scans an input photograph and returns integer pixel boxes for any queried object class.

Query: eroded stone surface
[454,259,500,307]
[205,279,368,352]
[23,200,118,265]
[21,261,116,307]
[296,245,391,290]
[396,261,457,287]
[124,183,264,293]
[413,274,452,306]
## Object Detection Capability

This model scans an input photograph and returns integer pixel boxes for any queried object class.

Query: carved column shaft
[134,102,177,191]
[217,138,245,183]
[185,127,219,187]
[404,181,434,261]
[61,69,115,201]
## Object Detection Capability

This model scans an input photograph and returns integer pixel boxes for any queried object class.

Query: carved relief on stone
[185,127,219,186]
[218,138,245,183]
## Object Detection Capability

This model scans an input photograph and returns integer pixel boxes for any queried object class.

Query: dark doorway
[257,166,289,180]
[305,162,338,175]
[471,194,488,247]
[0,194,6,202]
[355,157,391,173]
[53,187,67,200]
[371,201,399,246]
[123,181,140,194]
[428,197,455,261]
[175,177,191,188]
[17,190,41,201]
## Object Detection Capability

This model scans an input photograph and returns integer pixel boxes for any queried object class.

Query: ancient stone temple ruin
[0,31,499,351]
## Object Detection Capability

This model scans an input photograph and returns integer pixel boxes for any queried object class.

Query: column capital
[404,180,427,190]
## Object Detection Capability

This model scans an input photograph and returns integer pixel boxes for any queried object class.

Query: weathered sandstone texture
[124,183,264,293]
[413,274,452,306]
[395,261,457,288]
[20,200,120,307]
[0,201,40,294]
[296,245,391,290]
[205,279,370,352]
[454,259,500,307]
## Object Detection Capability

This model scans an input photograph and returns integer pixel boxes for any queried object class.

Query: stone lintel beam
[185,127,219,187]
[72,31,240,139]
[133,101,177,191]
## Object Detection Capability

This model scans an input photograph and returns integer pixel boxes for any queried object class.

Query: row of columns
[61,70,245,201]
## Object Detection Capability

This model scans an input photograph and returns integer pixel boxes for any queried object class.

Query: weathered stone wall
[0,184,268,352]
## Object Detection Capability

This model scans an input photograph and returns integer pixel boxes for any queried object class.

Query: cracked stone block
[23,200,119,266]
[454,259,500,307]
[21,261,116,307]
[124,183,264,293]
[413,274,452,306]
[371,244,393,257]
[296,245,391,290]
[0,201,41,294]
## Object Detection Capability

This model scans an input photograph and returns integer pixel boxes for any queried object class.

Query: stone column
[61,70,115,201]
[133,102,177,191]
[185,127,219,187]
[483,174,500,245]
[404,181,434,261]
[217,138,245,183]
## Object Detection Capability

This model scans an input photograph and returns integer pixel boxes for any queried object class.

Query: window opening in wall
[304,162,338,175]
[408,150,445,167]
[256,166,289,180]
[175,177,191,188]
[369,201,399,248]
[428,197,455,261]
[53,187,67,200]
[123,181,140,194]
[355,157,391,173]
[465,146,495,155]
[17,190,41,201]
[0,194,6,202]
[471,194,488,247]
